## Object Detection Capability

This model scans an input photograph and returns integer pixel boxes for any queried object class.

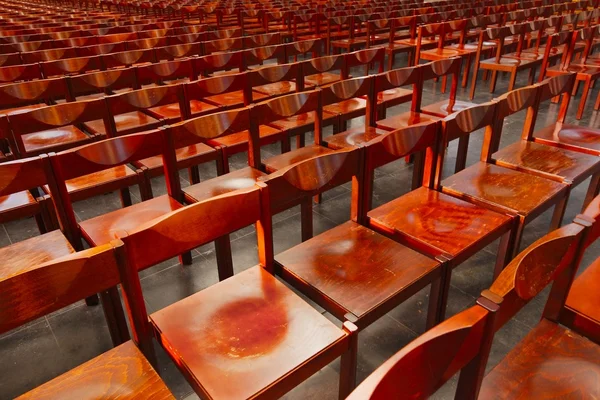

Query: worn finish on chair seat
[442,162,568,216]
[253,81,297,97]
[493,141,600,185]
[421,99,478,118]
[137,143,218,175]
[533,124,600,156]
[85,111,161,136]
[264,145,335,173]
[148,100,218,121]
[275,221,440,324]
[376,88,413,107]
[16,341,174,400]
[325,126,389,149]
[304,72,343,87]
[45,165,138,202]
[324,97,367,117]
[150,265,347,399]
[211,125,283,154]
[0,230,74,279]
[204,90,267,108]
[367,187,513,260]
[562,255,600,341]
[268,110,337,131]
[376,111,442,131]
[80,195,183,246]
[22,125,91,153]
[480,56,540,70]
[183,167,266,203]
[0,191,38,220]
[479,319,600,399]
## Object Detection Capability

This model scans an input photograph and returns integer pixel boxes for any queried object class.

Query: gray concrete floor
[1,55,599,399]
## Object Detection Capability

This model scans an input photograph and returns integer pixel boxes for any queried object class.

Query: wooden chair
[101,48,157,70]
[301,53,346,88]
[182,72,251,114]
[439,94,571,257]
[284,38,325,63]
[135,58,195,87]
[203,36,244,55]
[372,63,419,122]
[367,108,516,323]
[271,128,447,349]
[243,32,281,48]
[8,98,106,157]
[249,61,303,101]
[155,43,202,61]
[492,74,600,214]
[116,184,359,399]
[66,68,137,102]
[0,77,69,124]
[244,43,287,70]
[545,26,600,119]
[193,49,246,78]
[348,212,594,399]
[2,241,174,399]
[41,55,103,78]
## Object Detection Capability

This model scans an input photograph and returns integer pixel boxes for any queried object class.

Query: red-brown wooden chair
[135,58,195,87]
[301,53,346,88]
[41,55,103,78]
[193,49,246,78]
[8,98,105,157]
[66,67,138,102]
[492,74,600,213]
[284,38,325,63]
[182,72,250,115]
[155,43,203,61]
[116,184,359,399]
[77,42,127,58]
[0,63,42,85]
[270,127,447,348]
[348,212,594,399]
[243,32,281,48]
[101,48,157,69]
[1,242,174,400]
[202,36,244,55]
[249,61,303,104]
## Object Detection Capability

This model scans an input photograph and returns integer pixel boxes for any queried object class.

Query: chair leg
[470,64,480,100]
[280,137,291,153]
[577,79,592,120]
[434,262,452,324]
[508,70,517,91]
[489,70,499,93]
[462,54,472,88]
[411,150,425,190]
[119,187,133,207]
[100,287,130,347]
[188,165,201,185]
[215,234,234,280]
[494,227,515,279]
[34,214,48,235]
[301,198,313,242]
[583,171,600,210]
[296,133,305,149]
[426,274,443,329]
[550,192,569,231]
[511,218,526,258]
[338,322,358,400]
[594,88,600,111]
[387,52,394,71]
[455,136,469,173]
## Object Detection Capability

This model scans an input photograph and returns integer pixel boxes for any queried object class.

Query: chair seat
[367,186,512,258]
[441,162,568,216]
[326,126,389,149]
[268,110,337,132]
[376,111,441,131]
[493,141,600,185]
[479,319,600,399]
[324,97,367,117]
[263,145,335,173]
[304,72,343,87]
[80,195,183,247]
[22,125,91,154]
[0,190,38,217]
[421,99,477,118]
[211,125,284,154]
[52,166,138,203]
[84,111,161,136]
[563,257,600,340]
[533,123,600,156]
[0,230,74,279]
[503,51,545,61]
[204,90,267,108]
[446,42,496,51]
[183,166,266,203]
[253,81,297,97]
[149,265,346,399]
[548,64,600,77]
[16,341,174,400]
[137,143,218,172]
[147,100,218,121]
[419,47,471,60]
[0,103,45,116]
[480,56,539,69]
[275,221,440,321]
[376,87,413,107]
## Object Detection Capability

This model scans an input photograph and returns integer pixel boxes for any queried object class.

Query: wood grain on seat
[263,145,335,172]
[326,126,389,150]
[16,341,174,400]
[22,126,90,153]
[183,167,267,203]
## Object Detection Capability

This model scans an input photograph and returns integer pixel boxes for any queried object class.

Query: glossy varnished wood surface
[376,111,441,131]
[22,125,90,153]
[150,265,345,399]
[183,167,266,203]
[368,187,513,258]
[268,110,337,131]
[148,100,218,120]
[421,99,477,118]
[479,319,600,399]
[263,145,335,173]
[80,195,183,246]
[276,221,440,319]
[0,230,74,280]
[137,143,218,171]
[442,162,568,215]
[16,341,174,400]
[0,190,37,214]
[84,111,160,135]
[534,123,600,156]
[493,141,600,184]
[326,126,389,150]
[564,257,600,331]
[211,125,283,153]
[50,165,138,198]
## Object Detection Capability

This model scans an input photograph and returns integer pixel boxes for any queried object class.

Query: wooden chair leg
[577,79,592,120]
[138,173,154,201]
[550,192,569,231]
[508,70,517,91]
[338,322,358,400]
[426,274,443,329]
[434,260,452,324]
[100,286,130,347]
[301,198,313,242]
[489,70,498,93]
[455,136,469,173]
[215,234,234,280]
[188,165,201,184]
[387,52,394,71]
[411,150,425,190]
[119,187,133,207]
[511,218,526,258]
[280,137,291,153]
[296,133,305,149]
[462,54,472,88]
[583,171,600,210]
[494,226,516,279]
[470,64,480,100]
[34,213,48,235]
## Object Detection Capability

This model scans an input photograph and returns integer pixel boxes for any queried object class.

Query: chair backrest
[248,61,303,93]
[135,58,195,86]
[344,47,385,77]
[0,154,53,200]
[0,242,125,335]
[244,43,287,68]
[0,77,68,112]
[260,147,363,216]
[41,55,103,79]
[301,53,345,81]
[322,75,376,124]
[101,48,156,69]
[203,36,244,55]
[183,72,251,108]
[67,68,137,100]
[284,38,325,61]
[193,50,246,78]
